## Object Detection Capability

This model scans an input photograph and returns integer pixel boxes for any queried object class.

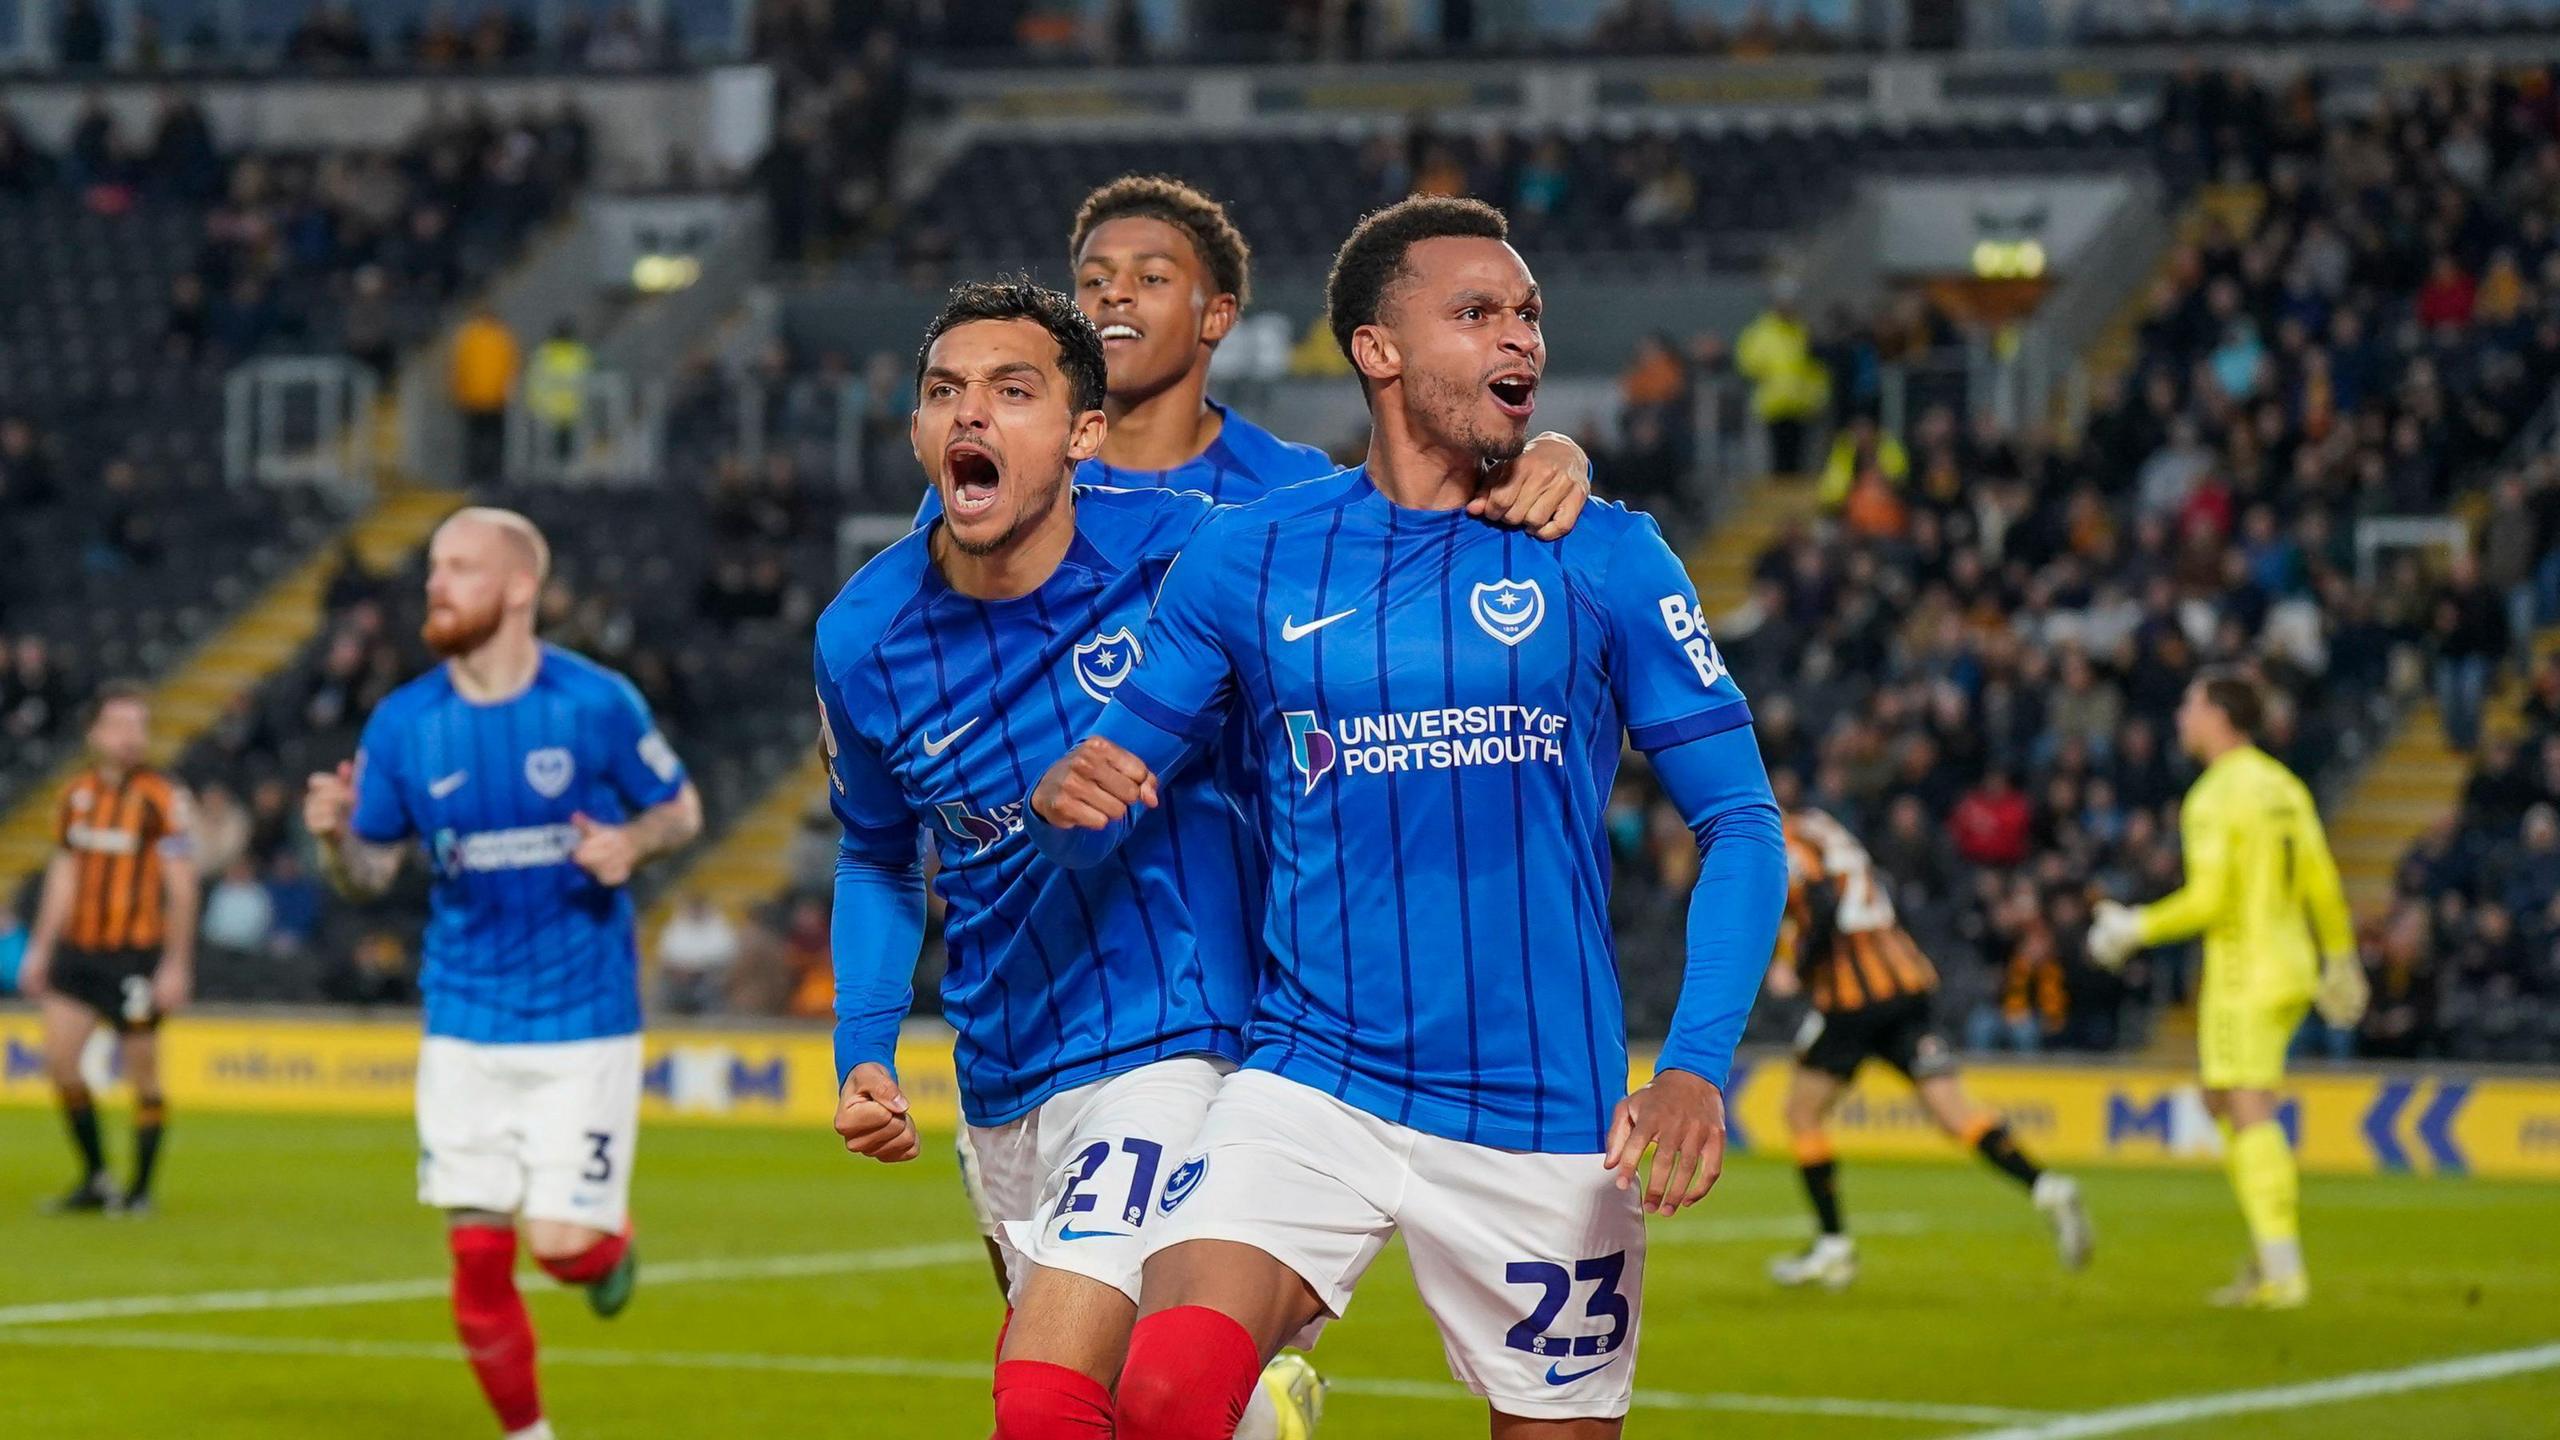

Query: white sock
[2257,1237,2304,1285]
[504,1422,556,1440]
[1813,1233,1855,1257]
[1232,1371,1283,1440]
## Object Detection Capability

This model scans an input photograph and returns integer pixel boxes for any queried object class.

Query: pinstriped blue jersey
[915,400,1339,523]
[815,485,1258,1125]
[1093,469,1754,1153]
[350,645,688,1044]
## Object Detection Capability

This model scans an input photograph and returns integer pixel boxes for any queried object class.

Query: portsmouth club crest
[1470,578,1546,647]
[1073,627,1142,703]
[524,746,575,799]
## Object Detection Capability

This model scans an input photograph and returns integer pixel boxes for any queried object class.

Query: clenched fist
[835,1062,920,1163]
[304,761,356,841]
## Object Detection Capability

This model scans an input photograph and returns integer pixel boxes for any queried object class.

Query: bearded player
[1033,196,1786,1438]
[827,278,1593,1439]
[304,507,703,1440]
[918,173,1591,529]
[1761,801,2092,1290]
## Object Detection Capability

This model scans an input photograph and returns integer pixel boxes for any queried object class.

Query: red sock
[536,1226,630,1286]
[994,1306,1014,1363]
[449,1225,542,1433]
[990,1359,1115,1439]
[1116,1307,1264,1440]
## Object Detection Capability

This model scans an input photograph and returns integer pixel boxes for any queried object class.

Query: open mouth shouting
[1487,369,1539,421]
[945,440,1002,517]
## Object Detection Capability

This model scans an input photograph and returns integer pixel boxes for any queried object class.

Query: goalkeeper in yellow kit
[2086,670,2369,1309]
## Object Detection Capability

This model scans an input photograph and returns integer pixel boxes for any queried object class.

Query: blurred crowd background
[6,0,2560,1067]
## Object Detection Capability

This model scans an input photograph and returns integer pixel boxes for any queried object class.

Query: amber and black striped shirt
[53,767,191,953]
[1782,809,1939,1014]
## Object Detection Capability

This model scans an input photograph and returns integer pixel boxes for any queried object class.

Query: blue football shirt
[915,399,1338,524]
[351,645,688,1044]
[816,485,1260,1126]
[1082,469,1767,1153]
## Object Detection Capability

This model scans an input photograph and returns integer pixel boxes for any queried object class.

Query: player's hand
[568,812,639,887]
[1764,959,1802,1000]
[152,962,192,1015]
[1604,1068,1726,1217]
[1471,431,1590,540]
[1030,737,1161,831]
[2315,952,2371,1029]
[835,1062,920,1163]
[17,942,51,998]
[303,761,355,840]
[2087,900,2143,972]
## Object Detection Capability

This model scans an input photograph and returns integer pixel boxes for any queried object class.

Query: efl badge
[1470,578,1546,647]
[524,746,576,799]
[1073,627,1142,703]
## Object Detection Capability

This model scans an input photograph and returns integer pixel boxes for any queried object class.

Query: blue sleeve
[1645,724,1786,1092]
[913,485,942,527]
[832,850,926,1085]
[1026,530,1235,869]
[349,704,413,844]
[1600,512,1752,749]
[1102,530,1242,744]
[599,674,687,810]
[816,643,927,1081]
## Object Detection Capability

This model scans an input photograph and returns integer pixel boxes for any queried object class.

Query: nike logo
[428,771,469,799]
[1281,609,1357,642]
[1055,1223,1129,1242]
[1544,1354,1623,1386]
[922,719,979,757]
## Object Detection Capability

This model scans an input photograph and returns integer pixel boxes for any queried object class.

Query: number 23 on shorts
[1505,1250,1632,1377]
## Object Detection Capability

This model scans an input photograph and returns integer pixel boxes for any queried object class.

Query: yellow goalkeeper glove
[2315,953,2370,1029]
[2087,900,2143,972]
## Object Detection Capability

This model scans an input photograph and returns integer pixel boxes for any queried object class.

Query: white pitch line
[0,1327,2055,1425]
[1951,1341,2560,1440]
[0,1212,1922,1329]
[0,1241,985,1328]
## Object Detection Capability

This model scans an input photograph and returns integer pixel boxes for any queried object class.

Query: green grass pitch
[1,1107,2552,1439]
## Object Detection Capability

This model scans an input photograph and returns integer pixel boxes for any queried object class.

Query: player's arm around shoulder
[1471,430,1594,539]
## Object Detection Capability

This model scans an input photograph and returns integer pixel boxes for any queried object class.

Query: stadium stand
[859,115,2151,280]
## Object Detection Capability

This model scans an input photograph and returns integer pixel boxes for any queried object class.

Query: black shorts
[49,946,162,1031]
[1795,992,1954,1082]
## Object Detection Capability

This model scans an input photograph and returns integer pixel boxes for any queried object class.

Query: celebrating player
[1031,196,1788,1438]
[20,683,197,1216]
[2087,669,2366,1310]
[304,507,702,1440]
[918,173,1590,526]
[1760,800,2092,1291]
[824,276,1589,1438]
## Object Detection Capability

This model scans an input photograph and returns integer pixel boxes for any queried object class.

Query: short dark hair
[1324,195,1509,368]
[1070,175,1252,308]
[86,679,148,729]
[914,279,1107,415]
[2194,666,2265,737]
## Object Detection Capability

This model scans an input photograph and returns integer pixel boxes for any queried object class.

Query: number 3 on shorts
[1503,1251,1630,1359]
[583,1131,615,1183]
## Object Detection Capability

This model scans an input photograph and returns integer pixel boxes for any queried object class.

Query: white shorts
[1147,1069,1646,1421]
[416,1034,641,1231]
[957,1056,1230,1306]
